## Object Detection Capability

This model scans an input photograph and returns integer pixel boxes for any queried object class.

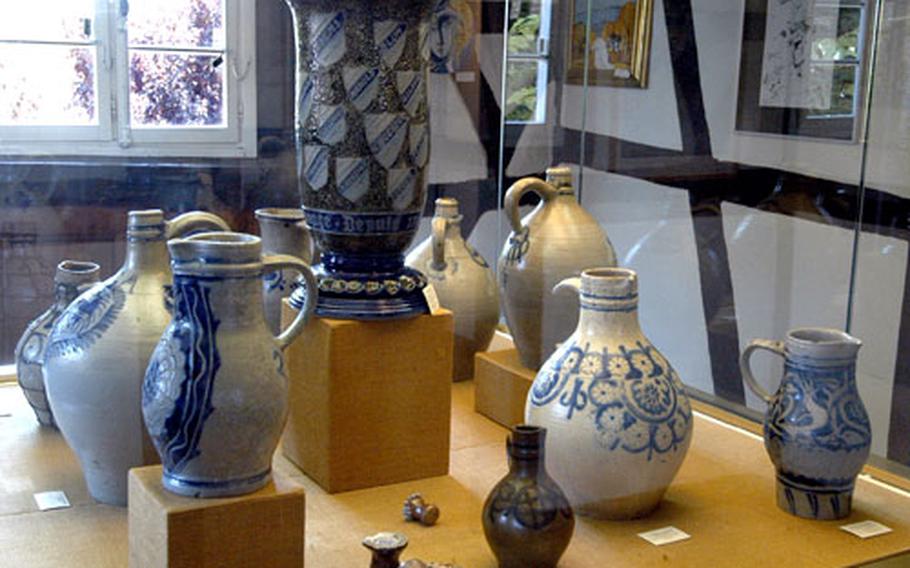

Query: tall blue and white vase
[741,328,871,520]
[143,232,317,498]
[284,0,436,320]
[15,260,100,427]
[525,268,693,520]
[43,210,231,506]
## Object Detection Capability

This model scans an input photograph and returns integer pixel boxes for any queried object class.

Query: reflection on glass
[0,0,94,42]
[0,45,96,125]
[505,61,541,122]
[129,52,224,127]
[127,0,224,49]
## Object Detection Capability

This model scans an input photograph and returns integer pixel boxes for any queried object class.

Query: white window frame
[504,0,552,125]
[0,0,257,159]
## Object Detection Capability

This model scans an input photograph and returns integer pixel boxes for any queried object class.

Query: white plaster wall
[559,0,683,151]
[579,168,714,395]
[428,73,489,184]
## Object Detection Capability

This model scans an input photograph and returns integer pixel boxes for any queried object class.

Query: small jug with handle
[498,166,617,370]
[740,328,871,520]
[143,232,317,497]
[255,208,315,334]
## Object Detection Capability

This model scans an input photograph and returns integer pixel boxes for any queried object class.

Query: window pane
[129,51,224,127]
[0,0,95,42]
[128,0,225,49]
[508,9,542,55]
[504,60,541,122]
[0,45,96,125]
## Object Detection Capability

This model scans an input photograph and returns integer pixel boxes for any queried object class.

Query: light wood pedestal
[474,349,535,428]
[2,381,910,567]
[128,466,305,568]
[281,304,454,493]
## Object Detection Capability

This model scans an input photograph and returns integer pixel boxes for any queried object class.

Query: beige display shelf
[1,381,909,567]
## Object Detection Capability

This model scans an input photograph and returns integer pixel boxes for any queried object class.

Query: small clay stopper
[363,532,408,568]
[403,493,440,526]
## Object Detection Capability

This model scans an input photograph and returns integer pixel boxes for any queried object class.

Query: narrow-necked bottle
[43,209,230,506]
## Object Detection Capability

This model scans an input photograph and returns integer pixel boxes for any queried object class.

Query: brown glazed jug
[482,425,574,568]
[498,166,617,370]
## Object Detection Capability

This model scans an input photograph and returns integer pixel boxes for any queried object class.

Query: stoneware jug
[406,198,499,381]
[284,0,437,320]
[740,328,870,520]
[525,268,693,519]
[143,232,318,498]
[255,208,315,334]
[15,260,100,427]
[482,425,574,568]
[498,166,617,370]
[43,209,230,506]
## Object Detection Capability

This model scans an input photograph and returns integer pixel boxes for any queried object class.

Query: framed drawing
[735,0,868,141]
[566,0,654,88]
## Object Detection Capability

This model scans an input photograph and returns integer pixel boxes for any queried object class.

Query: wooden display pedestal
[128,466,305,568]
[474,349,536,428]
[281,302,454,493]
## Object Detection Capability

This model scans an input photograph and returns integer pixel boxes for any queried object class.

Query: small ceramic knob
[403,493,440,526]
[364,532,409,568]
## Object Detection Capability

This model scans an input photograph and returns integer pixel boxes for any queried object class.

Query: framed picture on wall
[735,0,868,141]
[565,0,654,88]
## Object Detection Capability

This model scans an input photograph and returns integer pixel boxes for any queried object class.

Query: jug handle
[740,339,785,403]
[430,217,448,271]
[262,254,318,350]
[165,211,231,238]
[553,276,581,296]
[504,177,559,235]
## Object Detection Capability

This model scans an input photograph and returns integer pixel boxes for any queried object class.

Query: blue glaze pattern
[143,278,221,473]
[530,341,692,461]
[45,279,128,361]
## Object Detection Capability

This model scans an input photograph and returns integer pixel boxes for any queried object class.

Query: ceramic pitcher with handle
[256,208,315,334]
[740,328,871,520]
[498,167,617,370]
[143,232,317,497]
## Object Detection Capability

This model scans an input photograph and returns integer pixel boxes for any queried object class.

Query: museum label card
[637,526,691,546]
[423,284,441,314]
[840,520,892,539]
[33,491,71,511]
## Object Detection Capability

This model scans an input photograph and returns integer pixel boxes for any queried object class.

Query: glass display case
[2,0,910,565]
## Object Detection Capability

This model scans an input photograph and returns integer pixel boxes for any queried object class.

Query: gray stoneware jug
[143,232,317,497]
[406,198,499,380]
[255,208,315,334]
[498,167,617,370]
[15,260,100,427]
[43,209,230,506]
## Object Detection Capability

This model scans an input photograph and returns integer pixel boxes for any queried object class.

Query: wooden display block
[281,303,454,493]
[474,348,536,428]
[128,465,305,568]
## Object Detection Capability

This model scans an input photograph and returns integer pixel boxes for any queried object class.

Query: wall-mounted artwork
[736,0,867,141]
[566,0,653,88]
[428,0,479,74]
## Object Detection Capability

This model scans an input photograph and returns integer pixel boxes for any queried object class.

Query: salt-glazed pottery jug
[525,268,693,519]
[284,0,437,320]
[740,328,871,520]
[499,166,617,370]
[43,209,230,506]
[482,425,574,568]
[15,260,100,427]
[255,208,315,334]
[406,197,499,380]
[143,232,317,497]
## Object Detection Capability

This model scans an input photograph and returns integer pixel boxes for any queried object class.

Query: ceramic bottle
[256,208,315,334]
[498,167,617,370]
[143,232,317,497]
[525,268,693,519]
[741,328,871,520]
[14,260,101,427]
[43,209,230,506]
[284,0,437,320]
[482,425,574,568]
[406,198,499,380]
